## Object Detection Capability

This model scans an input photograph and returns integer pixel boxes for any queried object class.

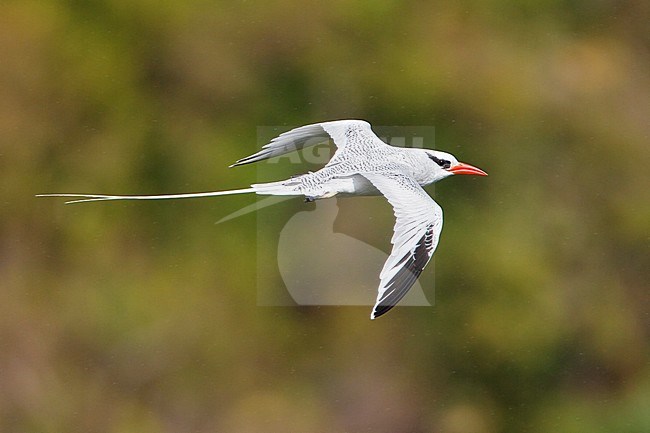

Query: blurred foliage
[1,0,649,432]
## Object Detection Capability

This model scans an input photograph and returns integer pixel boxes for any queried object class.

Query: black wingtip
[229,160,247,168]
[371,303,395,320]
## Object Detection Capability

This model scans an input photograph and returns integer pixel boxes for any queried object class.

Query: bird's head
[422,149,488,182]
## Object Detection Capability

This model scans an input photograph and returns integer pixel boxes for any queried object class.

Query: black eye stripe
[429,155,451,169]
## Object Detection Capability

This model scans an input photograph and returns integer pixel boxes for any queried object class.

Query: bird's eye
[429,155,451,169]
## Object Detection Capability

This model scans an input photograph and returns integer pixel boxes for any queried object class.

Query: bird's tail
[36,188,257,204]
[250,178,304,196]
[37,179,304,204]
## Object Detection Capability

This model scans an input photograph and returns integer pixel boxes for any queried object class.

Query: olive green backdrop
[2,1,648,432]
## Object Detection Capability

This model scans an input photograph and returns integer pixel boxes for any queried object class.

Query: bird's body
[242,121,446,199]
[39,120,487,319]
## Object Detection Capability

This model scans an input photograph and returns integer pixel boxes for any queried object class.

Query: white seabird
[38,120,487,319]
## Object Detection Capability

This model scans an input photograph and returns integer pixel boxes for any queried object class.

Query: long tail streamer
[36,188,256,204]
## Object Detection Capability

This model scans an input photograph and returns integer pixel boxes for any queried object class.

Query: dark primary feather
[230,123,330,167]
[372,223,436,318]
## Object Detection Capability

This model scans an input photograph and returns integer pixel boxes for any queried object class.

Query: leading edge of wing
[230,119,371,167]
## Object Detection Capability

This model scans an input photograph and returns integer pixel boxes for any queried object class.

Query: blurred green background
[2,0,649,432]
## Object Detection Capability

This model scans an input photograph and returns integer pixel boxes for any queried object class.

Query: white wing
[362,172,443,319]
[230,119,382,167]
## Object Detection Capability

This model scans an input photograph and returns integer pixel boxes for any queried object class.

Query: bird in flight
[38,120,487,319]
